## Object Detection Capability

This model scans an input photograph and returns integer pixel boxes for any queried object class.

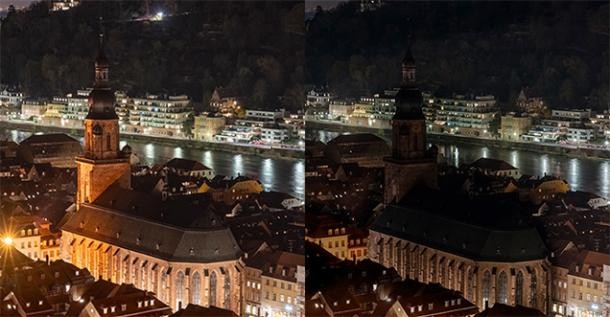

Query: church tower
[76,31,131,209]
[383,46,437,204]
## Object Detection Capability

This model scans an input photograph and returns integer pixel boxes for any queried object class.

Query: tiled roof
[62,185,242,263]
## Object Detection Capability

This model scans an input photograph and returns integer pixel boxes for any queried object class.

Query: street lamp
[2,235,13,246]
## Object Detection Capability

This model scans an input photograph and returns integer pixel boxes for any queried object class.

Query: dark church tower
[383,46,437,204]
[76,32,131,209]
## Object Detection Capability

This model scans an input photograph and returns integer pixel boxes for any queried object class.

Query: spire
[401,44,416,86]
[94,17,109,86]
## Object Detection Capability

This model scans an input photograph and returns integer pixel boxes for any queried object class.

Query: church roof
[62,184,242,263]
[371,188,547,262]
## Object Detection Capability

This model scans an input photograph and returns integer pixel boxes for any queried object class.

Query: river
[2,129,304,199]
[312,130,610,199]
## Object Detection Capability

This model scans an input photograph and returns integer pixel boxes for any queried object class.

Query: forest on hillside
[1,0,304,111]
[306,1,609,111]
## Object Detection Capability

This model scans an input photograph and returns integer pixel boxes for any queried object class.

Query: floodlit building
[306,89,332,108]
[21,100,48,120]
[210,87,241,114]
[500,114,532,141]
[0,88,23,108]
[62,41,243,315]
[127,94,193,137]
[194,113,226,141]
[431,95,498,138]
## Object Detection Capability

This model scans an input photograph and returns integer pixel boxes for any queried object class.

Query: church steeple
[391,45,426,160]
[83,21,120,160]
[383,44,438,205]
[401,46,416,86]
[76,27,131,209]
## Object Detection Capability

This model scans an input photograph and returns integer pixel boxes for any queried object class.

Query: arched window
[467,269,474,301]
[160,268,168,303]
[439,263,446,286]
[429,258,436,282]
[530,271,538,307]
[209,271,217,306]
[497,271,508,304]
[482,270,491,306]
[176,271,185,309]
[223,271,231,309]
[191,272,201,305]
[516,270,524,305]
[396,244,402,274]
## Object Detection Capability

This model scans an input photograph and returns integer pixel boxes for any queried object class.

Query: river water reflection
[2,129,304,199]
[313,130,609,199]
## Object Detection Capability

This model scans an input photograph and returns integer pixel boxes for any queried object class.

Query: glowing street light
[2,236,13,246]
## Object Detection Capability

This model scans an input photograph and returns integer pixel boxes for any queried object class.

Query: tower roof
[86,28,117,120]
[402,46,415,66]
[394,45,424,120]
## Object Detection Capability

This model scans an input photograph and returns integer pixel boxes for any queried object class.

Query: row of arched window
[377,237,542,309]
[175,270,232,310]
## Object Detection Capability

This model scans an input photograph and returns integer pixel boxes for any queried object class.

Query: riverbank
[1,121,304,160]
[307,120,610,160]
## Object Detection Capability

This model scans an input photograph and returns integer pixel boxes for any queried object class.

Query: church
[61,35,243,314]
[369,47,551,314]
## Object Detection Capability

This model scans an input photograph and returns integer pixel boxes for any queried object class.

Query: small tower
[76,25,131,209]
[383,45,437,205]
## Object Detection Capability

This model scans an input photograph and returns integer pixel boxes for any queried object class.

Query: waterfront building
[18,133,82,168]
[40,98,66,126]
[126,94,193,137]
[21,100,47,121]
[210,87,241,115]
[214,125,256,144]
[0,88,24,108]
[552,109,591,120]
[194,113,226,141]
[567,126,596,143]
[64,89,91,122]
[500,114,532,141]
[430,94,498,138]
[244,249,305,317]
[516,88,548,117]
[246,108,285,121]
[306,89,332,108]
[328,99,355,119]
[261,124,290,144]
[62,40,243,314]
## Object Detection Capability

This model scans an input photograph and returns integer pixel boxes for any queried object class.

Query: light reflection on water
[2,129,304,198]
[311,130,609,198]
